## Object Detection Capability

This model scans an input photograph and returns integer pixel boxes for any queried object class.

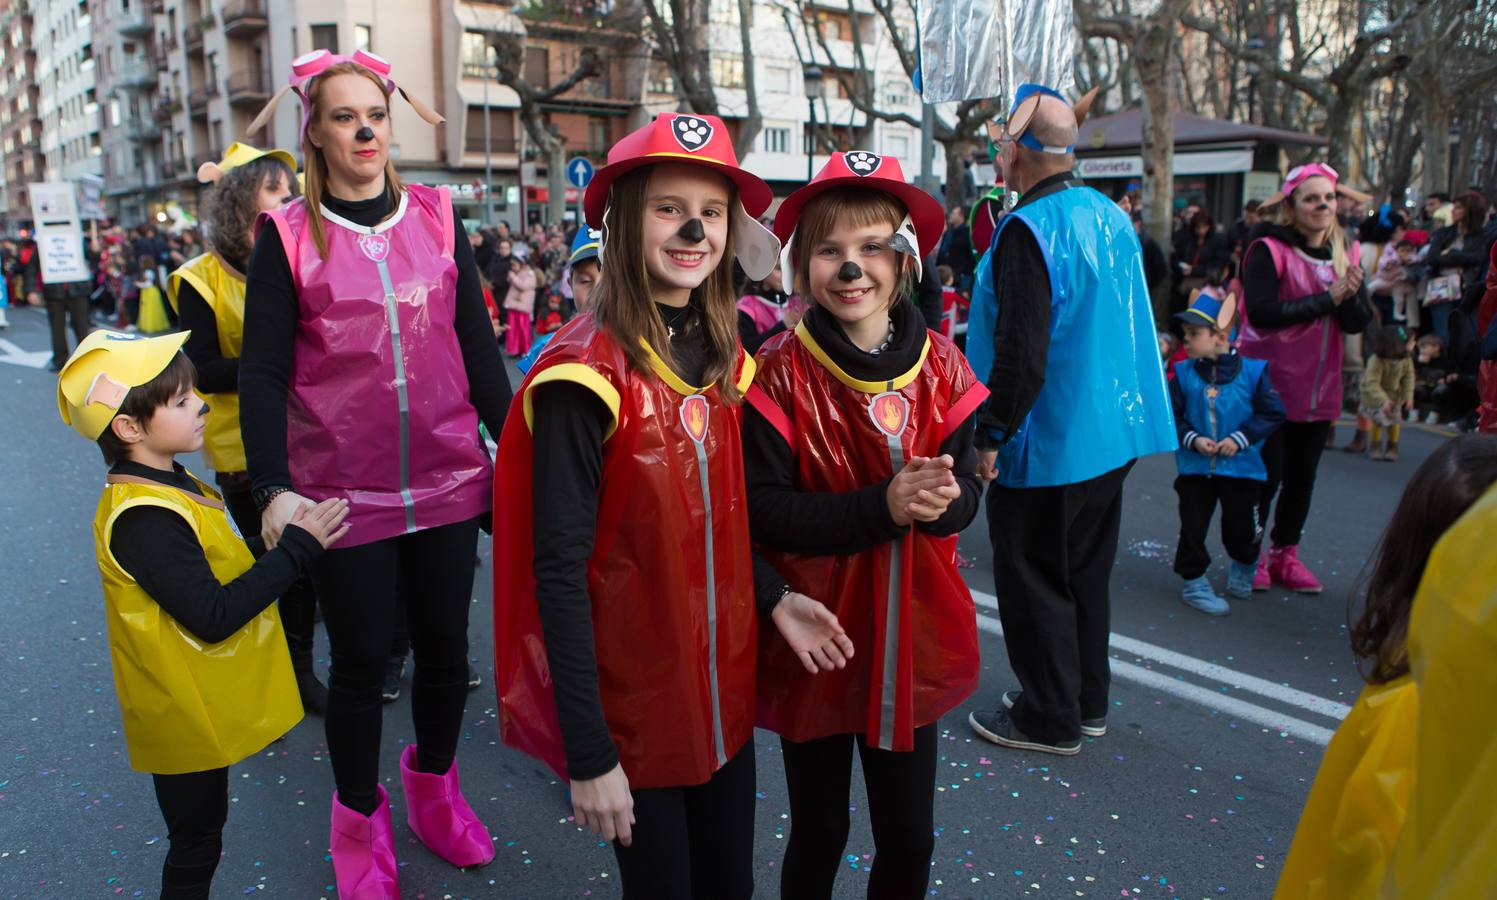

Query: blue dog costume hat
[985,83,1100,155]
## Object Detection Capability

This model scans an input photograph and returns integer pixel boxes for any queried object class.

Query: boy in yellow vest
[57,329,349,898]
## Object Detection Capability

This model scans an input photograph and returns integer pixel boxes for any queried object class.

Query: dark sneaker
[381,656,406,703]
[1001,690,1106,737]
[467,663,482,691]
[968,709,1081,756]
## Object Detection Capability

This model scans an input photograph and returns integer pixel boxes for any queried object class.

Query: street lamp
[803,64,823,182]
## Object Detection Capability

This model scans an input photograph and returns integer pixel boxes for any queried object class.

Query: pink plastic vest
[260,185,491,547]
[1237,236,1361,422]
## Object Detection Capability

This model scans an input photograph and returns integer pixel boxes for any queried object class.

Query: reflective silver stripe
[692,435,728,767]
[878,432,906,750]
[375,260,417,533]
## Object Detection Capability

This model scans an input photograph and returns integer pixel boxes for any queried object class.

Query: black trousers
[1173,474,1263,580]
[987,461,1132,743]
[1258,420,1331,548]
[220,477,319,668]
[612,741,756,900]
[310,516,480,814]
[46,293,90,364]
[779,725,938,900]
[152,767,228,900]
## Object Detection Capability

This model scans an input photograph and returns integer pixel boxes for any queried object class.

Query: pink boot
[330,786,401,899]
[399,745,495,868]
[1269,544,1322,594]
[1252,553,1272,592]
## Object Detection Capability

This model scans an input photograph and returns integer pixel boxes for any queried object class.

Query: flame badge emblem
[868,391,910,439]
[680,394,710,444]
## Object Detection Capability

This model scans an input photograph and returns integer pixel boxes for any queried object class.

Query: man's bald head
[1004,94,1077,192]
[1024,94,1079,154]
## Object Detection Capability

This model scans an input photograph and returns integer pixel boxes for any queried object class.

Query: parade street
[0,303,1447,898]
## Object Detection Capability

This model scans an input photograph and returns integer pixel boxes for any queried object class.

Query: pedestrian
[735,262,796,354]
[1275,434,1497,899]
[937,204,976,289]
[1172,209,1231,321]
[1422,191,1488,349]
[164,143,329,716]
[26,231,95,369]
[491,112,788,899]
[1227,199,1262,270]
[1168,289,1285,616]
[239,48,511,894]
[1369,237,1421,330]
[1237,163,1373,594]
[516,225,602,375]
[746,150,986,899]
[1359,324,1416,461]
[1478,239,1497,433]
[964,83,1176,756]
[502,255,537,356]
[57,330,350,899]
[133,258,171,334]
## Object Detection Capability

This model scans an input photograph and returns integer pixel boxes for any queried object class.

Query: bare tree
[639,0,764,158]
[1402,0,1497,195]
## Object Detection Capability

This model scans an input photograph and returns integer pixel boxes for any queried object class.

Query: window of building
[524,46,549,87]
[884,132,909,159]
[761,126,789,154]
[460,31,494,79]
[711,54,744,89]
[764,65,792,94]
[355,24,371,52]
[588,117,608,154]
[311,24,337,54]
[647,60,675,94]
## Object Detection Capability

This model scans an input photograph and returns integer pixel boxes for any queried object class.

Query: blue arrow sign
[566,157,595,189]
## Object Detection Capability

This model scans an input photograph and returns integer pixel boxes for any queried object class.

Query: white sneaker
[1424,411,1439,425]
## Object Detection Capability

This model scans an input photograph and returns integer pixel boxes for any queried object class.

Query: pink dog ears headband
[246,49,445,139]
[1262,162,1372,207]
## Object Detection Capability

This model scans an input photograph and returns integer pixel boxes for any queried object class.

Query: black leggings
[1173,474,1262,579]
[152,767,228,900]
[612,741,757,900]
[1258,420,1332,547]
[310,516,480,814]
[780,724,938,900]
[220,476,319,667]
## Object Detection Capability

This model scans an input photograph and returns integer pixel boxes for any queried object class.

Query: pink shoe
[399,745,495,868]
[1252,554,1272,592]
[330,786,401,899]
[1269,545,1322,594]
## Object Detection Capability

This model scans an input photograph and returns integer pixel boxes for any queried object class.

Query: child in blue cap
[1169,288,1286,614]
[517,226,601,374]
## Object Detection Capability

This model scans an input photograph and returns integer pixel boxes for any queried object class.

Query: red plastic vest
[746,323,988,751]
[492,316,758,789]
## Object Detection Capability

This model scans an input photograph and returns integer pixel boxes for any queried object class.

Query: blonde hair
[791,187,914,304]
[1275,187,1351,277]
[300,62,406,260]
[589,166,744,402]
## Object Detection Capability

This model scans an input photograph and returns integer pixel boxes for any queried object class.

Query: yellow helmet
[196,141,297,184]
[57,330,191,440]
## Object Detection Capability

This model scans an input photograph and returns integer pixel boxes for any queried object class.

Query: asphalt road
[0,304,1448,898]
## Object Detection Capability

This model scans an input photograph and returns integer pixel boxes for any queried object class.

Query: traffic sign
[566,157,595,189]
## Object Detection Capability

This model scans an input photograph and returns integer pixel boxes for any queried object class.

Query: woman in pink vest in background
[238,50,512,897]
[1237,164,1373,594]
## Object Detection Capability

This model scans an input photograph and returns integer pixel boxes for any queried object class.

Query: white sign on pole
[29,181,90,284]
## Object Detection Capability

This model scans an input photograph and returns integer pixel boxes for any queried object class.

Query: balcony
[464,135,520,155]
[160,156,184,180]
[117,6,152,37]
[116,58,158,89]
[107,169,147,193]
[153,100,181,123]
[221,0,267,37]
[163,32,179,54]
[155,51,168,72]
[187,84,219,114]
[226,69,270,107]
[124,117,162,142]
[185,23,204,55]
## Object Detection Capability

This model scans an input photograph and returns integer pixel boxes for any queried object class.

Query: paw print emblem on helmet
[672,116,714,152]
[845,152,882,175]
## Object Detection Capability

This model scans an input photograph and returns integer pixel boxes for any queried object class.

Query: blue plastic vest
[972,185,1175,488]
[1173,356,1269,481]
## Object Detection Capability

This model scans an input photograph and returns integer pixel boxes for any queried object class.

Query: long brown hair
[590,166,744,402]
[1349,434,1497,684]
[300,61,405,260]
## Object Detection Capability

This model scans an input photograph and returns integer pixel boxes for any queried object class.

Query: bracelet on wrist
[255,486,292,513]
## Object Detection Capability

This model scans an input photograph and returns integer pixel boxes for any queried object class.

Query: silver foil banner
[917,0,1075,104]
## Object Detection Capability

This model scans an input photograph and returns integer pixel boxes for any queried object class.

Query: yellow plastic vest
[168,253,247,472]
[93,472,302,774]
[1273,676,1417,900]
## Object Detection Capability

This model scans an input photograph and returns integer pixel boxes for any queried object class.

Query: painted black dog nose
[355,126,375,142]
[837,261,863,282]
[677,218,705,244]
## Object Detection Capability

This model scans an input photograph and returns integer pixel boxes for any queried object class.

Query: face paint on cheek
[837,261,863,282]
[676,218,705,244]
[355,126,375,142]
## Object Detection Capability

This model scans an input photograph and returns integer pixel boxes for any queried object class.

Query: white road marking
[0,336,52,369]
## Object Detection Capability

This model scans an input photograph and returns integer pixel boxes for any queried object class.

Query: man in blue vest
[966,83,1176,756]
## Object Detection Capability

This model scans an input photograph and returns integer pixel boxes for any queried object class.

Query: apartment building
[33,0,104,187]
[92,0,167,224]
[0,0,47,229]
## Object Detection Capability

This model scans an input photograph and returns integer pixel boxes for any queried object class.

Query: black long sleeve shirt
[174,252,249,397]
[528,308,788,781]
[107,460,322,644]
[239,190,513,494]
[743,300,982,558]
[1241,223,1372,335]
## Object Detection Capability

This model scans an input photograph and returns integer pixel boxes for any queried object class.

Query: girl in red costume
[745,152,988,900]
[492,113,851,899]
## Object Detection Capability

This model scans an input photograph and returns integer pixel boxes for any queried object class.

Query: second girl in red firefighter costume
[746,152,988,898]
[238,51,513,896]
[492,113,851,898]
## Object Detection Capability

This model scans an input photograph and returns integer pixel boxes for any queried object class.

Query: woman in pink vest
[1238,164,1372,594]
[238,51,512,897]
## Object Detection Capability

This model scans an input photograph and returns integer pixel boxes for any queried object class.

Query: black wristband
[253,486,291,513]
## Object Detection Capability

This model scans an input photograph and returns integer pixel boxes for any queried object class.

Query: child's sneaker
[1269,544,1322,594]
[1226,560,1257,599]
[1179,576,1230,616]
[1253,554,1272,591]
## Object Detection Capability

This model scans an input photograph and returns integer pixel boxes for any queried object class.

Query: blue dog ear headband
[987,83,1099,156]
